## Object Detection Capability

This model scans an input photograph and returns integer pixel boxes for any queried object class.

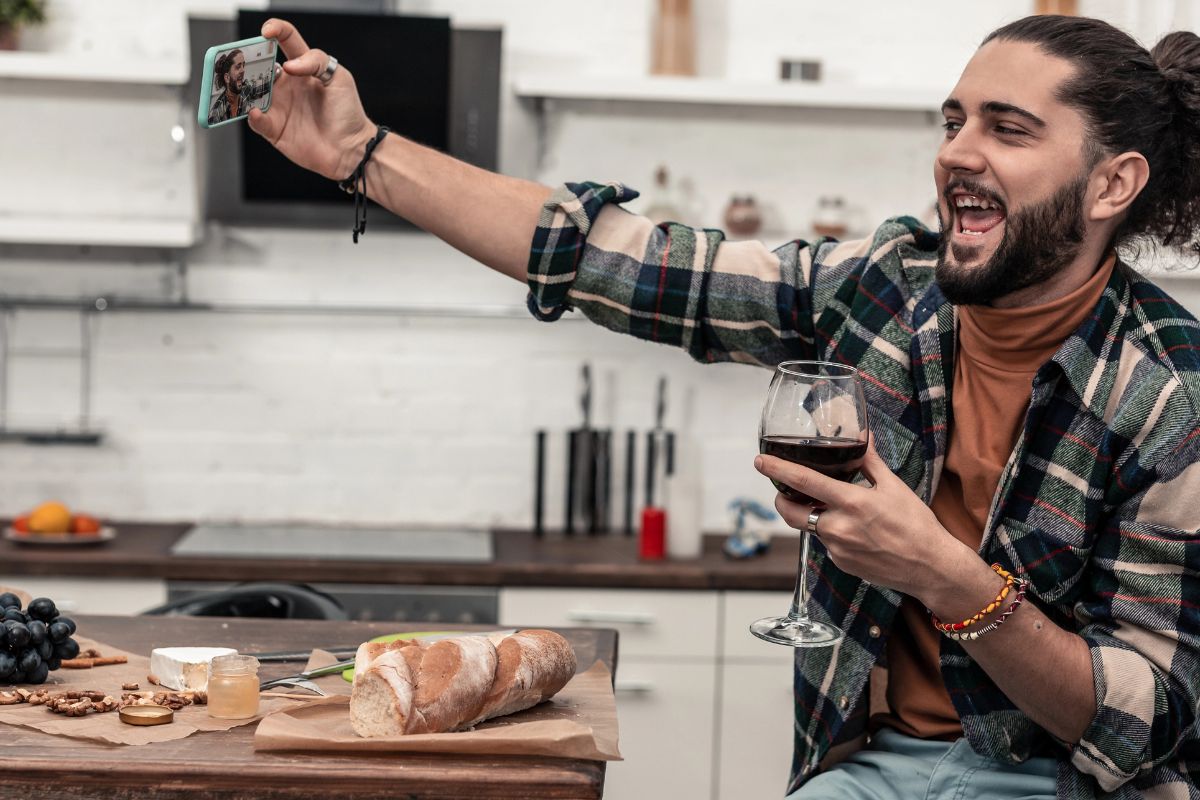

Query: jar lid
[119,705,174,726]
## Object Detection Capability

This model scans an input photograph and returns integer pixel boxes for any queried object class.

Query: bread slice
[350,648,420,737]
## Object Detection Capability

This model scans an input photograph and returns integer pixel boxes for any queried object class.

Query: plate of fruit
[4,502,115,546]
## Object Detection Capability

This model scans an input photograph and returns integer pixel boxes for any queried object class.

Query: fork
[259,659,354,692]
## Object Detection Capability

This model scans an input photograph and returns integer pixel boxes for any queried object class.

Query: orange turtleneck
[870,254,1115,741]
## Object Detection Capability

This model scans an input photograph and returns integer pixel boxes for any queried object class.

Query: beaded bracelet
[941,578,1029,641]
[930,564,1015,633]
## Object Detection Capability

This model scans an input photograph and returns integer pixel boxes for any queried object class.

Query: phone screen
[205,39,276,126]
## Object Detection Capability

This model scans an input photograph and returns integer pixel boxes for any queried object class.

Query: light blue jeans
[787,728,1058,800]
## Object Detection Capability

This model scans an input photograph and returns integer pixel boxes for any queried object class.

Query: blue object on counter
[723,498,777,559]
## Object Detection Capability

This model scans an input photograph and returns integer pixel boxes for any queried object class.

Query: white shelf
[513,75,945,113]
[0,52,187,85]
[0,216,199,248]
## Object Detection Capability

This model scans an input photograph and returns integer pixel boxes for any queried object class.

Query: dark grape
[26,661,49,685]
[17,648,40,675]
[0,652,14,679]
[54,638,79,660]
[26,619,46,645]
[0,592,19,609]
[3,608,26,624]
[4,621,30,649]
[47,621,70,643]
[0,624,6,648]
[45,656,60,671]
[56,617,77,636]
[10,670,26,684]
[36,639,52,661]
[26,598,57,622]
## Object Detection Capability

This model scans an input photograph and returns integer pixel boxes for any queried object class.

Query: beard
[935,175,1088,306]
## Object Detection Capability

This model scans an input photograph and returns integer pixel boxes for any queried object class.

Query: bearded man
[248,12,1200,798]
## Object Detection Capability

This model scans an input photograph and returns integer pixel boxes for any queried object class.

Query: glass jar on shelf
[812,195,849,239]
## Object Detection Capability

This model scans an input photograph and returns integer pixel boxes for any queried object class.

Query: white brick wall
[3,0,1200,539]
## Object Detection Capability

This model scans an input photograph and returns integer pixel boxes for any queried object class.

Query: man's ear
[1089,152,1150,222]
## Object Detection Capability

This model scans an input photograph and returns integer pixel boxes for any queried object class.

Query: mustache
[943,179,1006,210]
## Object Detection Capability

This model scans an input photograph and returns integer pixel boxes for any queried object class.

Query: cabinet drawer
[499,588,719,659]
[717,662,796,800]
[722,591,799,662]
[605,660,716,800]
[0,576,167,616]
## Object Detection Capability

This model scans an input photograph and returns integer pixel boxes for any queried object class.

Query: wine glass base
[750,616,844,648]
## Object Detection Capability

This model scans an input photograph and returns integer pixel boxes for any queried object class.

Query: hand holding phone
[198,37,279,128]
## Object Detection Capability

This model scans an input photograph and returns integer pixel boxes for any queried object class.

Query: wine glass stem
[789,530,813,624]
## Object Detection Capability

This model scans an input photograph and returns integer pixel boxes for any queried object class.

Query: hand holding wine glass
[750,361,869,647]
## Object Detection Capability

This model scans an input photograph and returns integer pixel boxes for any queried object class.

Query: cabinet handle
[566,610,655,625]
[614,679,655,694]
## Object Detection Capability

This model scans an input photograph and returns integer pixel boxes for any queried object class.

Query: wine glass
[750,360,869,647]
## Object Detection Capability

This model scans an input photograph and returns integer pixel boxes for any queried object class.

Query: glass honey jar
[207,654,260,719]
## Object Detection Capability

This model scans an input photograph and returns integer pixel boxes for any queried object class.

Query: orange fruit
[28,501,71,534]
[70,514,102,535]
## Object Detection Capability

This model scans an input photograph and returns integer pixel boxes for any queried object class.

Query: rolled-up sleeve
[1070,425,1200,791]
[526,181,828,366]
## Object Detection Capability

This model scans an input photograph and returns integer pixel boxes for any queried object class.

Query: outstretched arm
[247,17,551,281]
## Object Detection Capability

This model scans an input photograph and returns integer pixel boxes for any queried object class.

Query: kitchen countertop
[0,524,799,591]
[0,615,616,799]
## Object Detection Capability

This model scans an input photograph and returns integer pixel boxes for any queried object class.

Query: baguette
[350,630,576,736]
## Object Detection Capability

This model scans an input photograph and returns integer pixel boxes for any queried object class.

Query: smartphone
[197,36,278,129]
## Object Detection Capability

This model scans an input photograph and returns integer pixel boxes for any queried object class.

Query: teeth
[953,194,1000,211]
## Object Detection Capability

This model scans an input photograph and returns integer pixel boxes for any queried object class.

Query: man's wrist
[913,540,1002,620]
[336,123,380,182]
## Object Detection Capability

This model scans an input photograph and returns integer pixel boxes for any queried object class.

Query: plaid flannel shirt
[527,182,1200,799]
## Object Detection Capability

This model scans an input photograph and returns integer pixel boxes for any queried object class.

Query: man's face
[934,40,1097,306]
[226,53,246,91]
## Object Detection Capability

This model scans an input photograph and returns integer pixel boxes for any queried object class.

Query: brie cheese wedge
[150,646,237,692]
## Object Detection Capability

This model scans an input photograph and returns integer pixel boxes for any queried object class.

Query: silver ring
[318,55,339,86]
[806,509,822,534]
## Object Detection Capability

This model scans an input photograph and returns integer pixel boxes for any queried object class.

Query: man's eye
[996,125,1027,136]
[941,120,962,133]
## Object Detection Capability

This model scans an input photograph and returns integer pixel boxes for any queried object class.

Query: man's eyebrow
[940,97,1046,129]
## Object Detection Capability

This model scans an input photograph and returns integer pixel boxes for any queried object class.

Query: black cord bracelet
[338,125,390,243]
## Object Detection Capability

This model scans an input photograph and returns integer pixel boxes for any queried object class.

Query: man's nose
[937,124,987,175]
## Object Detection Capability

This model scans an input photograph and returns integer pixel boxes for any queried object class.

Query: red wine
[759,435,867,504]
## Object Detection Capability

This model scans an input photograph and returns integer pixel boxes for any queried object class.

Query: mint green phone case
[197,36,278,129]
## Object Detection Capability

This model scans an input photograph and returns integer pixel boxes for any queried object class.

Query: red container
[639,507,667,560]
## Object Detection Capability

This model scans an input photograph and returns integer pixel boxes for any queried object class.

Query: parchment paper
[254,660,622,761]
[0,635,304,745]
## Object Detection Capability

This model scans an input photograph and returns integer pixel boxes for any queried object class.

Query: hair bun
[1153,32,1200,94]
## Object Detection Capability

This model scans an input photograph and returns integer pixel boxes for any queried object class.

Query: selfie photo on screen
[207,39,276,125]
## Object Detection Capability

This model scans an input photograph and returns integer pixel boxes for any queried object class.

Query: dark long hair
[984,16,1200,257]
[214,49,243,92]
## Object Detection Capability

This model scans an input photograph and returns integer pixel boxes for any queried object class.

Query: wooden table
[0,615,618,799]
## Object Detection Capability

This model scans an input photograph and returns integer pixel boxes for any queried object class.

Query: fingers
[247,106,282,144]
[282,48,330,79]
[261,18,310,61]
[755,454,847,506]
[774,493,815,532]
[856,436,890,487]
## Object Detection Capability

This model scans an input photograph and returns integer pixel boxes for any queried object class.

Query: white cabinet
[500,587,795,800]
[501,588,719,800]
[719,592,796,799]
[0,575,166,615]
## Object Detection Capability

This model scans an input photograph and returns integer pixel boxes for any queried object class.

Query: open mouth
[952,192,1006,239]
